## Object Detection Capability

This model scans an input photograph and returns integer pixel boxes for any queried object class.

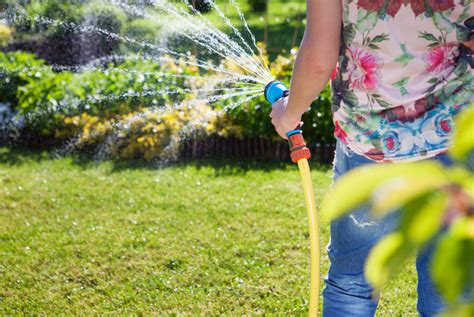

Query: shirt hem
[336,137,450,163]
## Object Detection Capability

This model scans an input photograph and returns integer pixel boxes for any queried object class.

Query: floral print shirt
[331,0,473,162]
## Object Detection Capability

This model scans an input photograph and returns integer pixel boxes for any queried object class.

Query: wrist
[284,103,303,122]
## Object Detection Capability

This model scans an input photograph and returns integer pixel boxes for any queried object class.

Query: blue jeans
[322,141,452,317]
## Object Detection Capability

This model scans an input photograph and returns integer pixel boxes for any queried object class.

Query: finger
[277,128,288,140]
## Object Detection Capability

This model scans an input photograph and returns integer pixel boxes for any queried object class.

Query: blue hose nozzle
[264,80,289,104]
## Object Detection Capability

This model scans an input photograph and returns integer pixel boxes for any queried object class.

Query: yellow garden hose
[297,158,320,317]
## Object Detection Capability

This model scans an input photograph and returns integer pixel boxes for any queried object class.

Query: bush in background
[124,18,162,44]
[188,0,214,13]
[0,51,45,107]
[0,46,334,160]
[0,24,14,47]
[5,1,161,65]
[247,0,267,12]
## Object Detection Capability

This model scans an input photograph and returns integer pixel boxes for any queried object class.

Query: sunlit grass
[0,147,417,315]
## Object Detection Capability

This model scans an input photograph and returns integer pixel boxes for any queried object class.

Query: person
[269,1,473,316]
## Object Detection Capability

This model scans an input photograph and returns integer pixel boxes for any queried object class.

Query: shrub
[247,0,267,13]
[62,103,240,161]
[0,24,14,47]
[13,54,200,135]
[10,0,85,39]
[0,51,46,107]
[124,18,162,44]
[82,2,127,35]
[188,0,214,14]
[1,45,335,158]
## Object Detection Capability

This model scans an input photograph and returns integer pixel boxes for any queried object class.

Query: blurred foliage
[247,0,267,12]
[0,46,334,160]
[0,51,46,106]
[82,2,127,34]
[0,24,14,47]
[11,54,199,136]
[188,0,214,13]
[4,0,160,64]
[321,105,474,316]
[124,18,162,44]
[61,104,242,161]
[9,0,85,39]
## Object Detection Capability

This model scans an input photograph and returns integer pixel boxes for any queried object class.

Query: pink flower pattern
[331,1,472,162]
[346,47,381,91]
[425,43,459,73]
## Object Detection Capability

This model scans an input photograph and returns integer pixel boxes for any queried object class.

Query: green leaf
[462,175,474,199]
[456,25,470,43]
[419,31,438,42]
[364,232,412,290]
[424,84,437,94]
[342,89,358,107]
[372,175,449,217]
[428,42,440,47]
[402,192,447,245]
[357,9,369,23]
[400,43,408,53]
[320,161,447,222]
[357,11,378,33]
[343,24,356,45]
[450,104,474,161]
[454,58,468,77]
[440,303,474,317]
[371,34,388,43]
[457,6,470,23]
[375,97,391,108]
[368,43,380,50]
[394,53,414,65]
[432,218,474,303]
[400,87,409,96]
[433,12,454,33]
[393,77,409,88]
[443,79,463,97]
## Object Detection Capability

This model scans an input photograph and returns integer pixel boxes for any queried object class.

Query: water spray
[264,81,320,316]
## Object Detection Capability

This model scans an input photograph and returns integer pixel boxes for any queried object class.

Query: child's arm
[270,0,342,139]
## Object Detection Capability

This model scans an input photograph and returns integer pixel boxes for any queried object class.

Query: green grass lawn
[0,147,418,315]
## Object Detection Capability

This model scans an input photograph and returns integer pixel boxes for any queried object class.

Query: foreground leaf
[321,161,446,222]
[450,104,474,162]
[401,192,447,245]
[364,232,412,290]
[371,175,449,217]
[432,218,474,303]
